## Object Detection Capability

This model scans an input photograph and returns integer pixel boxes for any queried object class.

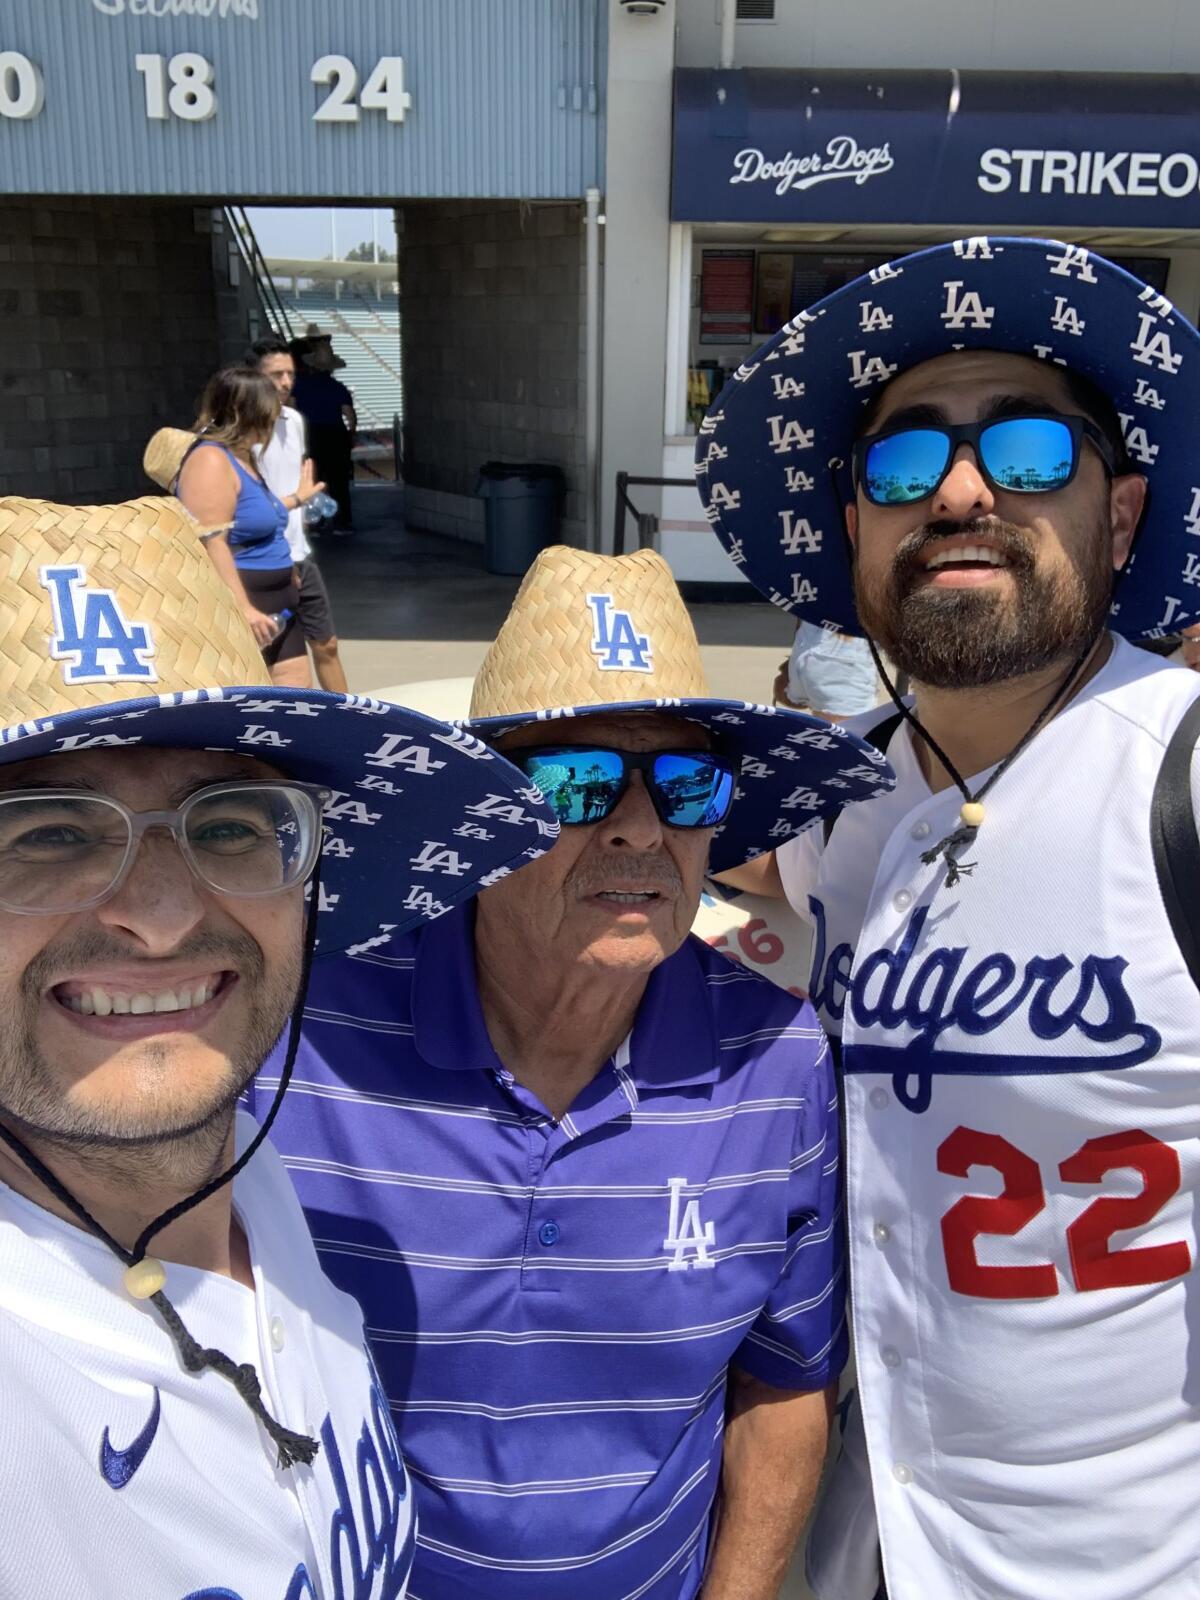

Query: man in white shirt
[251,336,350,693]
[0,492,557,1596]
[701,240,1200,1600]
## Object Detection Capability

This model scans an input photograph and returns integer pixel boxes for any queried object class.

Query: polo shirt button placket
[538,1221,560,1247]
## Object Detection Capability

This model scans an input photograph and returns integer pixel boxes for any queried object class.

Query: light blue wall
[2,0,606,198]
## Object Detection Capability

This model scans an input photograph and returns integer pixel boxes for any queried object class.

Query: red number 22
[937,1125,1191,1300]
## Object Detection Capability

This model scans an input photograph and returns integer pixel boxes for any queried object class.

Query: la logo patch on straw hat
[586,592,654,672]
[469,544,895,871]
[40,562,157,685]
[0,496,558,952]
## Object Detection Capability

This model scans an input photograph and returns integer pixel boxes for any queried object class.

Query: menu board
[787,253,896,322]
[700,249,755,344]
[754,252,795,336]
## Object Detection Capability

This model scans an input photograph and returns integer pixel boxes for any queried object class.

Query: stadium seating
[275,286,403,432]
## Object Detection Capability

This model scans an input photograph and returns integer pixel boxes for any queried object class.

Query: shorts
[237,563,305,666]
[295,557,337,644]
[787,620,878,716]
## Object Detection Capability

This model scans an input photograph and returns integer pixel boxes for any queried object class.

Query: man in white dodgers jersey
[700,239,1200,1600]
[0,494,557,1598]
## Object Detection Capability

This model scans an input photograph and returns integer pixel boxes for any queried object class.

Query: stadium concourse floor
[321,483,794,704]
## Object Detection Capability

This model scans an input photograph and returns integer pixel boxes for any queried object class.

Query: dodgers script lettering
[808,899,1161,1112]
[730,136,894,197]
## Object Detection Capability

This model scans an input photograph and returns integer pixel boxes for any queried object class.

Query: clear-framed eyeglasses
[0,780,331,916]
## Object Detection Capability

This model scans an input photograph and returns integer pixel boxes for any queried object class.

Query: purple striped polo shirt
[250,902,846,1600]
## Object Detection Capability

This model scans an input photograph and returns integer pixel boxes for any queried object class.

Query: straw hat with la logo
[0,495,560,1470]
[0,496,558,951]
[469,545,895,870]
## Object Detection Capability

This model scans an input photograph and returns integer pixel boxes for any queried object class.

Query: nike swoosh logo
[100,1387,161,1490]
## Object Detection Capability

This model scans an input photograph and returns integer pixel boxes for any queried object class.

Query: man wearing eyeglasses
[703,241,1200,1600]
[0,494,559,1598]
[251,543,897,1600]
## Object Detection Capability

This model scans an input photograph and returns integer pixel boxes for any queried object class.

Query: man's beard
[852,515,1115,689]
[0,927,300,1169]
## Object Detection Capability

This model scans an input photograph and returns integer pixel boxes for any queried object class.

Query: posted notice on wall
[699,249,755,344]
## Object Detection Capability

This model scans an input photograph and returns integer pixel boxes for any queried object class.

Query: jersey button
[892,889,913,912]
[911,820,931,840]
[538,1221,561,1247]
[869,1087,890,1109]
[880,1346,901,1369]
[269,1316,286,1352]
[892,1461,914,1486]
[872,1222,891,1245]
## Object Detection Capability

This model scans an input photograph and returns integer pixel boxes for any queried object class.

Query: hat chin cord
[862,625,1104,887]
[830,467,1137,887]
[0,857,326,1471]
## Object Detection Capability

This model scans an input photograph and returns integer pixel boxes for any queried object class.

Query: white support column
[585,186,603,551]
[663,222,693,438]
[600,0,677,552]
[719,0,737,68]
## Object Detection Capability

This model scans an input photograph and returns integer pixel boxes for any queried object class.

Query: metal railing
[612,472,696,555]
[224,205,295,340]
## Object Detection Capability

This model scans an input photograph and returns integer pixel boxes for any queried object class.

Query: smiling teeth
[600,892,657,902]
[926,544,1007,569]
[61,980,215,1017]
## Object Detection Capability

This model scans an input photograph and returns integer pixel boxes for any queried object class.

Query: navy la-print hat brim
[0,687,560,955]
[697,236,1200,641]
[470,697,895,872]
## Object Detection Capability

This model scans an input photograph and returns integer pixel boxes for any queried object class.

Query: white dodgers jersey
[0,1111,414,1599]
[778,638,1200,1600]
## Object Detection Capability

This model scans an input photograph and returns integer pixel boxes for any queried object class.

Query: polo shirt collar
[412,903,720,1089]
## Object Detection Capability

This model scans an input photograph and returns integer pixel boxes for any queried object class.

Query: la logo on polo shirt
[662,1177,716,1271]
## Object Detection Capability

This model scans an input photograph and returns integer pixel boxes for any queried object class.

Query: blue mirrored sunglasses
[506,746,736,830]
[853,413,1119,507]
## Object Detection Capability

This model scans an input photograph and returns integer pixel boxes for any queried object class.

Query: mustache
[891,517,1038,574]
[569,857,684,900]
[23,927,265,997]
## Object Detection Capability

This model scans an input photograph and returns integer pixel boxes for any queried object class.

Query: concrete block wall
[399,199,587,548]
[0,199,224,504]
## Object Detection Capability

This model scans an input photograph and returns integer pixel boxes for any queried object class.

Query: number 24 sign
[0,50,412,124]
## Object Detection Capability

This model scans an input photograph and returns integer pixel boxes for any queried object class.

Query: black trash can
[475,461,566,577]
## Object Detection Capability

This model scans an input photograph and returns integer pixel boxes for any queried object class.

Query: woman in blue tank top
[176,367,324,688]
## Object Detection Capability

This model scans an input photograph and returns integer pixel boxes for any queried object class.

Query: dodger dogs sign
[730,135,895,197]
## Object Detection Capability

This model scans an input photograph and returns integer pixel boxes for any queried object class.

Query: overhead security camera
[618,0,667,13]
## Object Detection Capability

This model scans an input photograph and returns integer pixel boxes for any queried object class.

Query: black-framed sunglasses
[0,779,330,915]
[852,412,1120,507]
[505,746,736,830]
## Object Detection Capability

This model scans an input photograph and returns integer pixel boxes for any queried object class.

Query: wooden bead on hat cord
[860,627,1104,887]
[0,861,326,1470]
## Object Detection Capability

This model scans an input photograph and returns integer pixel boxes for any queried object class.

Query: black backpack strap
[1151,695,1200,991]
[822,709,906,846]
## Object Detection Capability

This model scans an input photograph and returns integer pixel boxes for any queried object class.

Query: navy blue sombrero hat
[696,237,1200,641]
[0,496,559,953]
[467,544,894,871]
